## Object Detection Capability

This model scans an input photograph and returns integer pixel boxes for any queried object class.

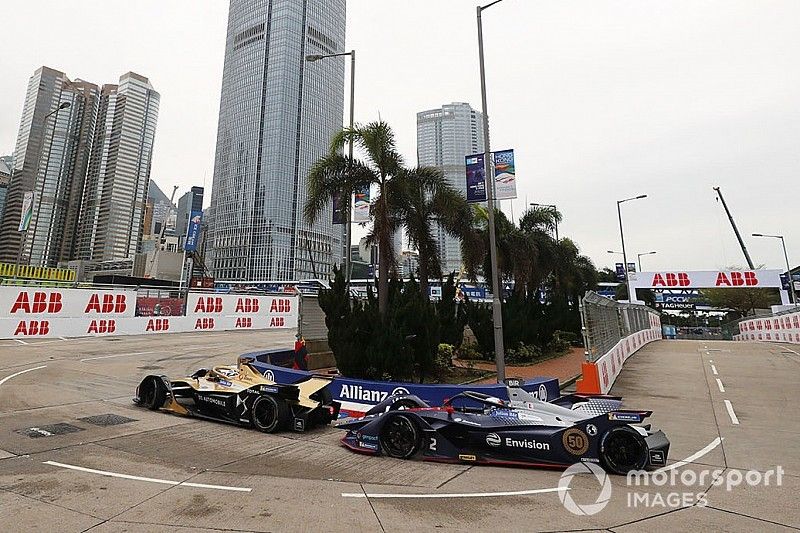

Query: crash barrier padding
[240,349,561,417]
[733,311,800,344]
[0,286,298,339]
[576,327,662,394]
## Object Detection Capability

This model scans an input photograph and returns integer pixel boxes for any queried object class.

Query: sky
[1,0,798,274]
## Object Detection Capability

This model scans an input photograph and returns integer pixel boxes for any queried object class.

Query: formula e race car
[134,358,340,433]
[338,379,669,474]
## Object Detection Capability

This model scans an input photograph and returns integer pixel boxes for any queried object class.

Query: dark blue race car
[337,379,669,475]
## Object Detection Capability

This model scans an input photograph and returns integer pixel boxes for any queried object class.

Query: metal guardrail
[580,291,661,362]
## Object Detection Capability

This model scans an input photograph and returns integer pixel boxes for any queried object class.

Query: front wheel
[138,376,167,410]
[251,395,290,433]
[379,414,421,459]
[599,426,648,475]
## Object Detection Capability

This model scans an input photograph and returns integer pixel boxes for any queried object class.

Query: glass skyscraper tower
[417,102,485,275]
[210,0,346,282]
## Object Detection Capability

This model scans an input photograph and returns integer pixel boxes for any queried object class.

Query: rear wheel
[379,414,421,459]
[599,426,648,474]
[251,395,290,433]
[138,376,167,410]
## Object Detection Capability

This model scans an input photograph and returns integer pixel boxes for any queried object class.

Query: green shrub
[505,342,542,364]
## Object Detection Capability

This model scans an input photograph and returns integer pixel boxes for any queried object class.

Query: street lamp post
[637,251,657,272]
[617,194,647,302]
[478,0,506,382]
[753,233,797,306]
[14,101,71,279]
[529,202,558,240]
[306,50,355,292]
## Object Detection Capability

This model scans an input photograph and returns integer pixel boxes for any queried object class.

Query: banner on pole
[465,153,487,203]
[493,149,517,200]
[184,210,203,252]
[19,191,34,231]
[353,186,370,223]
[332,192,347,225]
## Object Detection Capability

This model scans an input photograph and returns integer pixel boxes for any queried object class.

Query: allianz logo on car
[486,432,550,450]
[338,384,410,402]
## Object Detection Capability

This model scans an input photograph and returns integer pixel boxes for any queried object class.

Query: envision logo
[505,437,550,450]
[486,433,502,447]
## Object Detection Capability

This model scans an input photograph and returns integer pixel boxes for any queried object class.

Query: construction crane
[146,185,178,278]
[713,186,755,269]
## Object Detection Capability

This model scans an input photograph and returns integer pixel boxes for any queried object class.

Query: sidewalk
[455,347,585,385]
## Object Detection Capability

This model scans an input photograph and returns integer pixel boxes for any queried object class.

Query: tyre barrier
[240,349,561,417]
[575,327,662,395]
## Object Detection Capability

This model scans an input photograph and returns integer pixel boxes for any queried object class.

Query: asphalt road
[1,333,797,532]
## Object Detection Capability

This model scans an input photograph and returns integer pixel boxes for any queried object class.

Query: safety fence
[732,307,800,344]
[577,291,662,394]
[0,285,298,339]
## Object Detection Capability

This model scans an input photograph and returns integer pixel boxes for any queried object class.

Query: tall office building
[75,73,160,262]
[0,156,11,225]
[416,102,485,274]
[0,67,159,266]
[176,186,204,249]
[210,0,346,282]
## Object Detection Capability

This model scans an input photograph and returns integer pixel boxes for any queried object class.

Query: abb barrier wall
[577,291,662,394]
[733,309,800,344]
[240,349,561,417]
[0,286,298,339]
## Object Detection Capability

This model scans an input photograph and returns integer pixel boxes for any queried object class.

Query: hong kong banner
[493,148,517,200]
[353,185,370,223]
[184,210,203,252]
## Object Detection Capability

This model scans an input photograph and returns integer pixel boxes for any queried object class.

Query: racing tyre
[251,394,290,433]
[379,414,421,459]
[599,426,648,475]
[138,376,167,410]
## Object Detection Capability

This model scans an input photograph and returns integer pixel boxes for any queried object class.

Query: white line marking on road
[780,346,800,356]
[654,437,723,473]
[43,461,252,492]
[342,486,567,499]
[709,359,713,363]
[0,365,47,387]
[711,365,718,375]
[716,378,725,392]
[724,400,740,425]
[80,351,154,362]
[29,427,53,437]
[13,339,28,345]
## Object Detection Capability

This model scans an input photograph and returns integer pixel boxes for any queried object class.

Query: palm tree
[390,166,470,298]
[305,120,402,317]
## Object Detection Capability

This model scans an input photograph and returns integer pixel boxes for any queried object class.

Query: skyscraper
[210,0,346,282]
[0,67,159,266]
[417,102,485,274]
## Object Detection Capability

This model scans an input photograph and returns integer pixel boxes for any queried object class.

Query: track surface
[1,333,798,532]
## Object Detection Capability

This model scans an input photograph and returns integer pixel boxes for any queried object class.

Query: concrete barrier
[240,348,561,417]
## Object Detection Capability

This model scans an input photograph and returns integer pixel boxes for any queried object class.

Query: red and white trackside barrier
[733,311,800,344]
[576,324,662,394]
[0,287,297,339]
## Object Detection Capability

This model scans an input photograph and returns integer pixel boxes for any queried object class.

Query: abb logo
[85,294,127,313]
[235,317,252,328]
[194,318,215,330]
[269,317,285,327]
[651,273,691,287]
[194,297,223,313]
[715,271,758,287]
[270,299,292,313]
[10,292,63,314]
[87,319,116,333]
[235,298,260,313]
[14,320,50,336]
[146,318,170,332]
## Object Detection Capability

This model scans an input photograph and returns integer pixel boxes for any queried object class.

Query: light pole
[637,251,657,272]
[478,0,506,381]
[617,194,647,302]
[753,233,797,306]
[14,101,71,278]
[306,50,355,293]
[529,202,558,240]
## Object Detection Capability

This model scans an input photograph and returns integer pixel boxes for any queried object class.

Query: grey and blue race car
[337,379,669,474]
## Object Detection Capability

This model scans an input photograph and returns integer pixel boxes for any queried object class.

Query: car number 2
[429,437,437,451]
